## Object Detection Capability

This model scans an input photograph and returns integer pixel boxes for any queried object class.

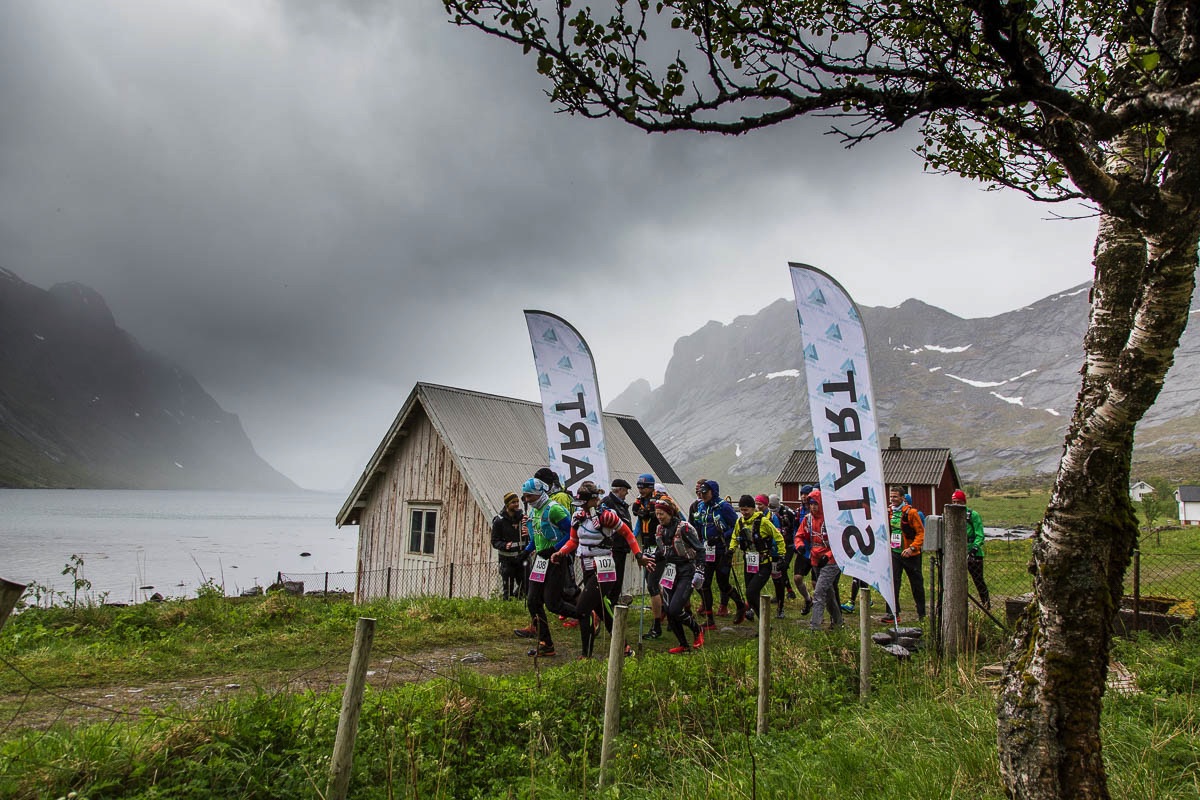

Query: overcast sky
[0,1,1099,491]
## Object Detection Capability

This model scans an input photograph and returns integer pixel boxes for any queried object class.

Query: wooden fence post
[1,578,28,633]
[1133,549,1141,632]
[859,585,871,699]
[756,593,771,735]
[327,617,377,800]
[942,503,968,656]
[598,601,630,788]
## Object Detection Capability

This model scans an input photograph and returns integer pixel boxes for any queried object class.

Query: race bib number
[660,563,677,589]
[529,556,549,583]
[705,544,717,563]
[595,554,617,583]
[890,530,904,549]
[745,551,760,574]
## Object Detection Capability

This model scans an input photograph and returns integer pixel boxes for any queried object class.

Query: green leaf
[1143,52,1160,70]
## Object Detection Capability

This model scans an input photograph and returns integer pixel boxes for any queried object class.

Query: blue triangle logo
[840,358,856,373]
[804,344,819,361]
[542,328,558,343]
[838,510,855,526]
[808,288,827,305]
[557,356,573,370]
[572,383,585,395]
[814,439,825,455]
[538,372,551,388]
[825,323,843,341]
[848,306,860,323]
[868,432,879,447]
[587,411,599,424]
[858,395,871,412]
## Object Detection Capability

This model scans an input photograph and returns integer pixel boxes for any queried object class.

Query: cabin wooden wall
[355,406,493,601]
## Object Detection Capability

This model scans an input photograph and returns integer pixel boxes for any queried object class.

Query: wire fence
[274,542,1200,633]
[975,539,1200,633]
[279,560,504,601]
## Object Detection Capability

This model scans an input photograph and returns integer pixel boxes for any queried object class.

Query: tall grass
[2,606,1198,799]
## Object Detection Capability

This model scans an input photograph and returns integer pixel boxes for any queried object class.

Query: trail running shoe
[840,603,855,613]
[692,630,705,649]
[702,621,717,631]
[527,643,556,657]
[776,610,785,619]
[644,627,663,640]
[881,614,898,625]
[716,605,730,617]
[624,644,634,657]
[514,625,537,639]
[733,606,746,625]
[668,645,691,655]
[801,599,813,616]
[562,618,579,628]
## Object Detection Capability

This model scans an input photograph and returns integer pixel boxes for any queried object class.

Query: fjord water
[0,490,356,603]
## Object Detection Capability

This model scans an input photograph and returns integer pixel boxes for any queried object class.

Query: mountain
[0,268,297,490]
[609,280,1200,491]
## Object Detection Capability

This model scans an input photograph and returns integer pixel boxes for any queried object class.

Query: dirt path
[1,644,550,731]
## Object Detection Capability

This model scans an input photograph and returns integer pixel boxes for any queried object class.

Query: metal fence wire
[279,560,503,601]
[281,545,1199,634]
[977,540,1200,633]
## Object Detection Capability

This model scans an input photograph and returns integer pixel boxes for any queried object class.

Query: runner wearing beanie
[728,494,786,622]
[652,496,706,653]
[688,478,746,627]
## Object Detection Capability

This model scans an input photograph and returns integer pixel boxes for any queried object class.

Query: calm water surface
[0,490,356,603]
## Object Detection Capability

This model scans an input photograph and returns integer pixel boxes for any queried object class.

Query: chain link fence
[277,541,1198,634]
[278,560,503,601]
[979,538,1199,633]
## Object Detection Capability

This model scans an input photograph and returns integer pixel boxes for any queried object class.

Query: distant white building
[1175,486,1200,526]
[1130,480,1155,502]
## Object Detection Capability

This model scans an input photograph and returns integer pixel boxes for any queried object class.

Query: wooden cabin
[775,434,962,516]
[337,382,685,601]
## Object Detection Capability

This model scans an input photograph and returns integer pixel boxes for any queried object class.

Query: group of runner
[494,469,991,659]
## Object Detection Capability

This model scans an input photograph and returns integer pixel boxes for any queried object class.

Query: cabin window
[408,506,438,555]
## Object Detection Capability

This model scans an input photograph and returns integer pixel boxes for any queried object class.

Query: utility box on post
[924,515,943,552]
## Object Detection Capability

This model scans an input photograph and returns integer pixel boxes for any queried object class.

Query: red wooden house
[775,435,962,516]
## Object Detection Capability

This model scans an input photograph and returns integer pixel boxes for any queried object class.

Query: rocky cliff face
[610,279,1200,488]
[0,268,296,489]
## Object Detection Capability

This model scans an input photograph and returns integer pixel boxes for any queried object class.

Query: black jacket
[600,491,632,552]
[491,510,526,559]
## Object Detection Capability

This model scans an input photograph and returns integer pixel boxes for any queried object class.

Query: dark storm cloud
[0,1,1097,489]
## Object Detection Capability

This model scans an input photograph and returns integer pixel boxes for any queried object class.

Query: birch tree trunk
[997,154,1200,798]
